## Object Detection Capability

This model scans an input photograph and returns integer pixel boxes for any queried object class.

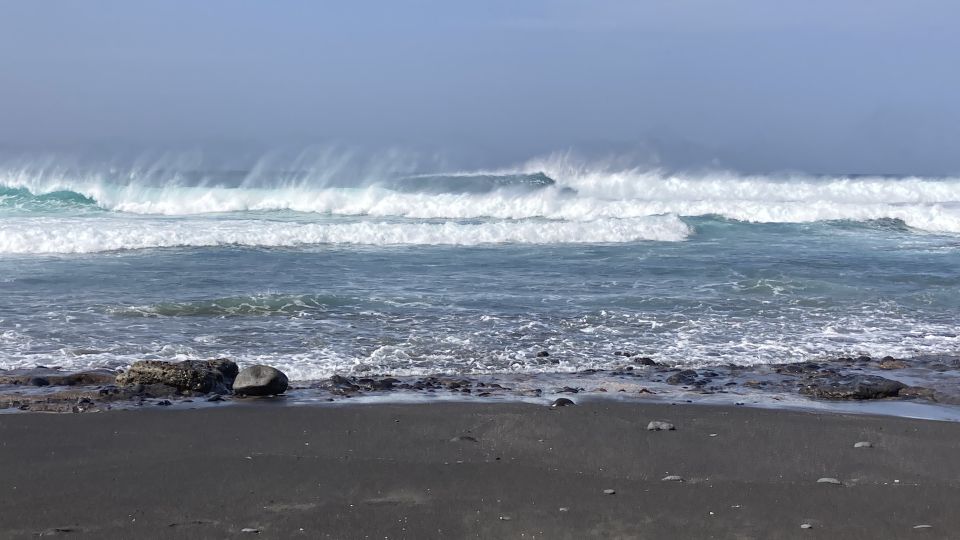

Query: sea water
[1,157,958,382]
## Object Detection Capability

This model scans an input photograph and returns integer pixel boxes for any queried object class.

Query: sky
[0,0,958,174]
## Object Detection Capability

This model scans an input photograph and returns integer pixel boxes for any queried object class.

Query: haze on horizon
[1,0,958,175]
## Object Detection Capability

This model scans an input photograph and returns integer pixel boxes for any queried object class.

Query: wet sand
[1,401,958,539]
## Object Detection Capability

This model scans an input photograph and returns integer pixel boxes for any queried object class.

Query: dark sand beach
[1,401,958,539]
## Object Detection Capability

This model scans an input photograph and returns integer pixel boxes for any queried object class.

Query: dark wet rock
[636,357,658,366]
[207,358,239,387]
[207,394,225,402]
[550,397,575,408]
[613,351,634,357]
[0,368,117,387]
[900,386,937,401]
[329,374,361,394]
[156,400,172,406]
[536,350,550,358]
[665,369,698,385]
[117,360,237,394]
[878,358,908,370]
[558,386,580,394]
[647,421,675,431]
[799,374,905,400]
[233,365,289,396]
[856,355,872,363]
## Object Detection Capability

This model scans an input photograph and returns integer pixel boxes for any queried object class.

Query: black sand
[1,401,958,539]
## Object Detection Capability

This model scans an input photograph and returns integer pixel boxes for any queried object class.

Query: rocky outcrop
[116,359,238,394]
[233,365,289,396]
[0,368,117,386]
[799,374,906,400]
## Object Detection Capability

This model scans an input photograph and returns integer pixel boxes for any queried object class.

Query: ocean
[1,157,959,386]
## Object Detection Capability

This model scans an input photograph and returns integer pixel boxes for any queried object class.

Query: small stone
[603,489,616,495]
[536,350,550,357]
[647,421,675,431]
[800,523,813,529]
[854,441,873,448]
[817,477,842,485]
[156,400,172,406]
[240,528,260,533]
[661,475,684,482]
[550,398,575,408]
[206,394,224,402]
[498,516,511,521]
[450,435,478,443]
[913,525,932,529]
[559,507,569,512]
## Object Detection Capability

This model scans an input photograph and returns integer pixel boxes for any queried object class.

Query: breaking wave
[0,215,691,253]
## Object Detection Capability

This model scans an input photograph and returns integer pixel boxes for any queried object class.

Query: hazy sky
[1,1,958,174]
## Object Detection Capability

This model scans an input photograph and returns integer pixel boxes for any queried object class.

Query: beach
[1,400,957,539]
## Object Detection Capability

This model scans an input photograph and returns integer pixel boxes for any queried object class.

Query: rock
[878,357,908,369]
[551,397,575,408]
[603,489,616,495]
[854,441,873,448]
[207,394,225,402]
[233,365,289,396]
[647,421,675,431]
[661,475,684,482]
[900,386,936,400]
[816,477,842,485]
[240,527,260,533]
[637,357,658,366]
[800,523,813,529]
[913,525,933,529]
[0,368,117,387]
[799,375,905,400]
[666,370,698,385]
[450,435,478,443]
[117,359,238,394]
[536,350,550,358]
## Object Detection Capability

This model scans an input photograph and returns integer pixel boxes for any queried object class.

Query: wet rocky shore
[2,351,958,415]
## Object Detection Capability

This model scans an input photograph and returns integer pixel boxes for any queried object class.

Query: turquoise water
[1,162,958,381]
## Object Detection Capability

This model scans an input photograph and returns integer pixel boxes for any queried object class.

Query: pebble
[603,489,616,495]
[661,475,684,482]
[450,435,478,443]
[499,516,512,521]
[559,507,569,512]
[647,421,675,431]
[800,523,813,529]
[854,441,873,448]
[913,524,932,529]
[240,528,260,533]
[817,477,842,485]
[550,398,575,408]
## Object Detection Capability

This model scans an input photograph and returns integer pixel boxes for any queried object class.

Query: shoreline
[2,400,959,538]
[3,354,960,422]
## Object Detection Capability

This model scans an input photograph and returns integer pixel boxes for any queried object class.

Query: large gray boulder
[233,365,289,396]
[116,359,238,394]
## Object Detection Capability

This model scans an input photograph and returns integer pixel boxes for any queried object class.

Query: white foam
[3,161,960,233]
[0,215,691,253]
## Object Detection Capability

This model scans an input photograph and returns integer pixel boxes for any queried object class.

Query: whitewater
[0,158,959,380]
